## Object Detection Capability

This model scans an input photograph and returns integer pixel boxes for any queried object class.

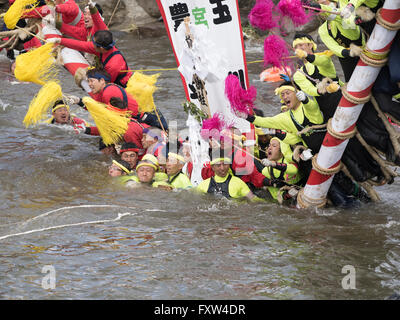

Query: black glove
[341,49,351,58]
[246,114,255,123]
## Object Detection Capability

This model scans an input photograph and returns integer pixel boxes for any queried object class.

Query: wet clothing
[201,148,271,190]
[261,158,300,200]
[167,171,192,189]
[59,38,133,87]
[46,115,87,129]
[123,120,150,154]
[196,173,252,200]
[124,174,170,188]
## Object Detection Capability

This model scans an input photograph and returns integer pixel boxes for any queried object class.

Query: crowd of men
[2,0,399,208]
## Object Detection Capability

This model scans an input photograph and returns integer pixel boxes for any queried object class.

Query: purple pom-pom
[200,113,226,140]
[225,74,257,115]
[263,35,289,68]
[248,0,278,31]
[277,0,312,27]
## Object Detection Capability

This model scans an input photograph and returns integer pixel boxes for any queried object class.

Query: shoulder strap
[104,83,128,106]
[102,50,129,86]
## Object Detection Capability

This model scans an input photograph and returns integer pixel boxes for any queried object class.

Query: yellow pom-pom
[82,97,131,146]
[23,81,63,128]
[14,43,58,85]
[125,72,160,113]
[4,0,39,30]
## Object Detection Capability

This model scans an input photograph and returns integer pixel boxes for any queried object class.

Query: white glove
[288,188,299,197]
[46,37,61,44]
[88,0,96,9]
[341,3,355,19]
[42,14,55,27]
[261,158,272,167]
[73,123,86,134]
[296,90,307,102]
[65,95,81,105]
[300,148,313,161]
[262,128,276,135]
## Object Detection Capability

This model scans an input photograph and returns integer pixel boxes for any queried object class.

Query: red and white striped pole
[42,23,91,93]
[297,0,400,209]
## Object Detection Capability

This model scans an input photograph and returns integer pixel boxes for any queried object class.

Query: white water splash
[0,204,137,241]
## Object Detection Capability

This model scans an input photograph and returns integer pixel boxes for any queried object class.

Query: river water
[0,31,399,300]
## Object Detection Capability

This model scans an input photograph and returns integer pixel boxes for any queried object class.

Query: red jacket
[89,84,139,116]
[60,9,107,41]
[22,1,84,28]
[123,120,150,155]
[59,38,132,87]
[23,37,42,51]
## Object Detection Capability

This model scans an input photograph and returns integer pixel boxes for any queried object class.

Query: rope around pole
[296,188,327,209]
[376,8,400,31]
[341,83,371,105]
[311,153,343,176]
[327,118,357,140]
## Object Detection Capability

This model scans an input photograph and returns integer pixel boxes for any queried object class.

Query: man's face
[267,139,283,161]
[258,135,270,145]
[52,107,70,124]
[101,146,116,156]
[137,165,155,183]
[166,158,184,176]
[294,42,314,55]
[88,77,105,94]
[108,164,123,177]
[141,134,157,149]
[281,89,298,110]
[212,162,230,178]
[84,8,94,29]
[121,151,138,168]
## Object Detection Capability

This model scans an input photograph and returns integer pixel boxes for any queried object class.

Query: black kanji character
[209,0,232,25]
[169,2,190,31]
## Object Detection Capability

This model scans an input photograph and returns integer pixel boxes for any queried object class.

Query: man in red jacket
[48,30,132,87]
[56,2,106,41]
[83,68,138,116]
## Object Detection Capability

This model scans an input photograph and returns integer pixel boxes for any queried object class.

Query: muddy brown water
[0,33,399,299]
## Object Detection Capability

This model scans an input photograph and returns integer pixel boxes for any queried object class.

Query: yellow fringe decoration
[4,0,39,30]
[23,81,63,128]
[125,72,160,113]
[82,97,130,146]
[14,43,58,85]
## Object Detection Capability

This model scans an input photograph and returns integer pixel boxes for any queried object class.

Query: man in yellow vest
[165,152,192,189]
[196,157,261,201]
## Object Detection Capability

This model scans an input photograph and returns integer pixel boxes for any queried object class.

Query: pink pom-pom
[277,0,312,27]
[201,113,226,140]
[225,74,257,115]
[263,35,289,68]
[248,0,278,31]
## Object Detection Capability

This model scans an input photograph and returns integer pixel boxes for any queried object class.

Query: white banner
[156,0,251,132]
